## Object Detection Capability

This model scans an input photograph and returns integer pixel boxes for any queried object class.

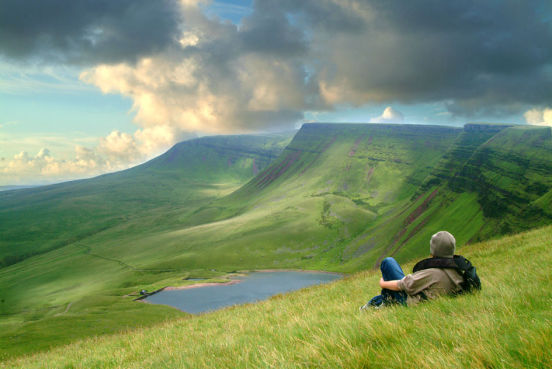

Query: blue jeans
[369,257,407,306]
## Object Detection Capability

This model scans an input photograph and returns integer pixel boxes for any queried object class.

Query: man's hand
[379,278,401,291]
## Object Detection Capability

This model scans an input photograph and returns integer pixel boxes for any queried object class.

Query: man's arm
[379,278,402,291]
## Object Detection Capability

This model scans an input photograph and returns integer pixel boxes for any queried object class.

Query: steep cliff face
[450,126,552,235]
[419,124,511,191]
[234,123,460,198]
[418,124,552,236]
[202,123,463,268]
[346,124,552,267]
[193,123,552,270]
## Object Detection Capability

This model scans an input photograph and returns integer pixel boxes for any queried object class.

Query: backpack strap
[413,257,459,273]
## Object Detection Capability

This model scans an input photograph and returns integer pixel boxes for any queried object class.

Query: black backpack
[412,255,481,293]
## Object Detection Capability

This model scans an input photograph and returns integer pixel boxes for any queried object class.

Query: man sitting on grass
[361,230,480,309]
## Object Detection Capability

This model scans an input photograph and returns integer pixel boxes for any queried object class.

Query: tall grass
[3,225,551,368]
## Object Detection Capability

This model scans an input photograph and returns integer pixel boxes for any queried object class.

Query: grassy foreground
[3,225,551,369]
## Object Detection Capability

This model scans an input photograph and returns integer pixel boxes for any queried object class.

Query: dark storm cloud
[273,0,366,33]
[239,6,307,57]
[0,0,181,65]
[191,0,551,117]
[164,0,552,125]
[274,0,552,116]
[366,0,552,114]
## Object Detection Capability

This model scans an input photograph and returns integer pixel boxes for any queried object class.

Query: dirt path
[77,244,176,273]
[54,302,73,316]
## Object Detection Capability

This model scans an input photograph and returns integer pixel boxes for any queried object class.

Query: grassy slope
[156,123,461,273]
[2,123,456,285]
[3,224,551,369]
[164,123,552,274]
[338,125,501,269]
[343,123,552,269]
[0,133,292,268]
[452,125,552,235]
[0,133,292,359]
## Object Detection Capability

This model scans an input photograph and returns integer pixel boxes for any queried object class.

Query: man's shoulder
[403,268,441,286]
[411,267,445,277]
[411,267,462,282]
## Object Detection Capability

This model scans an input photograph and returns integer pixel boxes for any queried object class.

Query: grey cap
[430,231,456,258]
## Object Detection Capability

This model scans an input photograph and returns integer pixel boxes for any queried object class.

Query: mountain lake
[145,271,343,314]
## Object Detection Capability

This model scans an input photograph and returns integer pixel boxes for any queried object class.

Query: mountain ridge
[0,132,293,268]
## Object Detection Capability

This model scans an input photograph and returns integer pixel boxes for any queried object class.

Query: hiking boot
[360,295,385,311]
[359,302,384,311]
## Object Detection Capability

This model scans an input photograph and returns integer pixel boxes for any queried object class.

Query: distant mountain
[190,123,465,269]
[0,185,37,192]
[174,122,552,270]
[0,132,293,268]
[4,122,550,273]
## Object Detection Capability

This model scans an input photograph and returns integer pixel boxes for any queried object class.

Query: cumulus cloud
[370,106,404,124]
[0,125,200,185]
[0,136,162,185]
[79,2,311,134]
[98,126,191,163]
[524,107,552,127]
[1,147,102,184]
[98,130,140,163]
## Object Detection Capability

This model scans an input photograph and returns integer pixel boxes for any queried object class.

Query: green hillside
[3,225,551,369]
[158,122,552,272]
[343,123,552,268]
[1,122,552,360]
[170,123,462,271]
[0,132,292,268]
[0,133,293,358]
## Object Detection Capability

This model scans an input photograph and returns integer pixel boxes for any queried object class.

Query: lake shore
[250,269,343,276]
[164,279,242,290]
[137,269,343,300]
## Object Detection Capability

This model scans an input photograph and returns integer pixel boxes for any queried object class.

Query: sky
[1,0,551,186]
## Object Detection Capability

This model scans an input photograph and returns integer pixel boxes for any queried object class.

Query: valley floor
[3,225,551,369]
